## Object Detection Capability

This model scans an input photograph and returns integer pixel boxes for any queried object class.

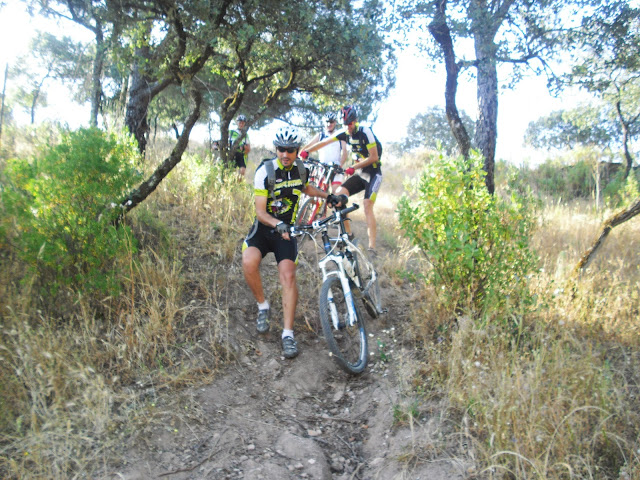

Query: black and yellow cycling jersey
[253,158,309,225]
[335,123,383,173]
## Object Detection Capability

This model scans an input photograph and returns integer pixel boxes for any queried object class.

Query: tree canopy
[565,0,640,177]
[524,105,618,152]
[392,0,628,193]
[404,106,474,155]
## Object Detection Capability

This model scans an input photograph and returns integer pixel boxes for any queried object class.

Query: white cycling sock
[282,329,294,339]
[257,301,269,311]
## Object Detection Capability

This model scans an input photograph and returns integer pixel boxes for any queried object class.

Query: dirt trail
[111,219,473,480]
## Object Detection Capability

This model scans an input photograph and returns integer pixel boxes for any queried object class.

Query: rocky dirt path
[109,218,473,479]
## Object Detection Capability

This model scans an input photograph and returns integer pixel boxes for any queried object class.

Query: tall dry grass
[384,154,640,478]
[0,140,255,479]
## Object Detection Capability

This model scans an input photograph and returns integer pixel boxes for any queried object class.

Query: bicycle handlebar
[290,203,359,236]
[302,158,345,175]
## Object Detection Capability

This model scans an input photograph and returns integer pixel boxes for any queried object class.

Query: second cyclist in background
[301,112,347,193]
[302,105,382,254]
[229,114,251,179]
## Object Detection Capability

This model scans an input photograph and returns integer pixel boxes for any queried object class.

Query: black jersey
[253,158,309,225]
[336,123,382,174]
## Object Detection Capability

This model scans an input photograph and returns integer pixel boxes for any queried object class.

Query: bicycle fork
[320,248,359,330]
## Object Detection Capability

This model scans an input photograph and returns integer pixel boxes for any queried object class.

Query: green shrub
[604,169,640,208]
[1,128,143,299]
[397,152,538,317]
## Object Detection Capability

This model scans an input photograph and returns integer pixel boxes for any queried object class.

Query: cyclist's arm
[254,195,279,228]
[339,139,348,168]
[301,133,321,153]
[303,183,330,199]
[305,135,338,154]
[352,143,379,170]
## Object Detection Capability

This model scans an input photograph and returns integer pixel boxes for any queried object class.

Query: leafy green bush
[531,158,596,199]
[397,152,538,317]
[1,128,143,298]
[604,168,640,208]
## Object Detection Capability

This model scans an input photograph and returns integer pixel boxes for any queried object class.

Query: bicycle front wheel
[319,275,368,374]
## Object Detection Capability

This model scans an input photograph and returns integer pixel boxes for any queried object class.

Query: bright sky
[0,3,586,166]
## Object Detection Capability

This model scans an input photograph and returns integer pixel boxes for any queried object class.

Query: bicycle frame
[296,159,344,226]
[292,204,369,324]
[292,203,381,375]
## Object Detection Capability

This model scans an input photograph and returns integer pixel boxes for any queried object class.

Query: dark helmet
[237,114,247,122]
[324,111,337,123]
[273,125,302,148]
[340,105,358,124]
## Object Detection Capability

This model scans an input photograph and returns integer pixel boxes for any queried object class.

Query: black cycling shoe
[256,308,270,333]
[281,336,298,359]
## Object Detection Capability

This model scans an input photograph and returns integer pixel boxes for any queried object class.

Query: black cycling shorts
[243,220,298,264]
[341,171,383,201]
[232,151,246,169]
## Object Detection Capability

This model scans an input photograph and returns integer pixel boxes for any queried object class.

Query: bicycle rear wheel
[295,198,317,226]
[350,243,382,319]
[319,275,368,374]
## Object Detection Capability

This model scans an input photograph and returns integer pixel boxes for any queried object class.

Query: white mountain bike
[291,204,384,374]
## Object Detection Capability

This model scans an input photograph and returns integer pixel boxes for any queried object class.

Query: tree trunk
[1,64,8,143]
[474,35,498,194]
[117,89,202,221]
[574,197,640,274]
[125,43,153,155]
[89,24,105,128]
[616,99,634,179]
[428,0,471,159]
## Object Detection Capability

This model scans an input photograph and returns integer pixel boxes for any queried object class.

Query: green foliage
[397,153,538,317]
[403,106,475,155]
[524,105,618,151]
[529,157,598,199]
[1,128,143,298]
[604,168,640,208]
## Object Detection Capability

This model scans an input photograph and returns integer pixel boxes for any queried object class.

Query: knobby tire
[350,242,382,319]
[319,275,368,374]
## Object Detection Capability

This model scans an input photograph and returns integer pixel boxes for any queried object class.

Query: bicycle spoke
[319,276,368,374]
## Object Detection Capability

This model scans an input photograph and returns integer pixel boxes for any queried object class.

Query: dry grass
[2,137,639,478]
[0,141,255,478]
[391,164,640,478]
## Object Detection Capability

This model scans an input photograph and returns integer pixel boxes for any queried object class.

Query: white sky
[0,3,587,166]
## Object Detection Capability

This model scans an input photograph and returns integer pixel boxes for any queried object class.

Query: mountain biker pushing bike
[302,105,382,253]
[242,125,347,359]
[300,112,348,192]
[229,114,251,178]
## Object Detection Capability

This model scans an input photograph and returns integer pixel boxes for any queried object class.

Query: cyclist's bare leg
[278,259,298,331]
[334,185,352,236]
[363,198,377,250]
[242,246,265,303]
[238,166,246,181]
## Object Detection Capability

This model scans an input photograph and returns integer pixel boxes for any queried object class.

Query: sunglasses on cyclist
[277,146,297,153]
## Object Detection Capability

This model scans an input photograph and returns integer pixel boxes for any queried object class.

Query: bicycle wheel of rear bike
[350,242,382,319]
[319,275,368,374]
[295,198,318,226]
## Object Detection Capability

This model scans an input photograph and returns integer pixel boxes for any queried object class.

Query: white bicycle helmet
[237,114,247,122]
[324,111,338,123]
[273,125,302,148]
